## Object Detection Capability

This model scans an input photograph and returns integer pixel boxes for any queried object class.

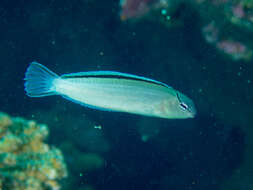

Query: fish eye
[176,92,189,111]
[180,102,188,110]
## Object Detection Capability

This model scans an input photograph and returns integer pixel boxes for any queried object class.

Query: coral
[119,0,253,61]
[30,107,111,154]
[119,0,183,23]
[0,112,67,190]
[26,107,109,190]
[198,0,253,61]
[119,0,162,20]
[202,22,253,61]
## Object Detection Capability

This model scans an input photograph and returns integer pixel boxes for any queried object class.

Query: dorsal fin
[61,71,170,88]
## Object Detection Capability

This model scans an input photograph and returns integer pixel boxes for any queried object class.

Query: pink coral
[232,3,245,18]
[119,0,159,20]
[202,22,219,43]
[217,40,252,60]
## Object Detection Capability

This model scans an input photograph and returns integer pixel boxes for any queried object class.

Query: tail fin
[24,62,59,97]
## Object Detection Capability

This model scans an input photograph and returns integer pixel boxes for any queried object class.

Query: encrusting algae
[0,112,67,190]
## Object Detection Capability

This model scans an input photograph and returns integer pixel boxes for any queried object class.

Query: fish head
[162,90,196,119]
[173,90,196,119]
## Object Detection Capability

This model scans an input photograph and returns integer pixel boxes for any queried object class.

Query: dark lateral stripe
[62,74,168,87]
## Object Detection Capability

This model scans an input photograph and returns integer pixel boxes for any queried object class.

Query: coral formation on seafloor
[0,112,67,190]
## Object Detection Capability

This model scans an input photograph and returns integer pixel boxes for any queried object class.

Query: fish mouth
[187,106,197,118]
[185,112,196,119]
[190,112,197,118]
[190,109,197,118]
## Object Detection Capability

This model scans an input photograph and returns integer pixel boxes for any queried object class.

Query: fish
[24,62,196,119]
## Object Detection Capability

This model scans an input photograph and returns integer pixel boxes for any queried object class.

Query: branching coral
[0,112,67,190]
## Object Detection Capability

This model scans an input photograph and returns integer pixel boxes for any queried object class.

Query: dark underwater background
[0,0,252,190]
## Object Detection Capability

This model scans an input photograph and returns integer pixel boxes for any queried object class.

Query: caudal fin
[24,62,59,97]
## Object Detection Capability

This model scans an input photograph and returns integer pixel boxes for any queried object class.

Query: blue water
[0,0,250,190]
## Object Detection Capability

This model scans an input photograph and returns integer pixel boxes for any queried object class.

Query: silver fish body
[24,62,196,119]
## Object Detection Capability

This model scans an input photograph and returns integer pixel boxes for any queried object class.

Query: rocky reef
[0,112,67,190]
